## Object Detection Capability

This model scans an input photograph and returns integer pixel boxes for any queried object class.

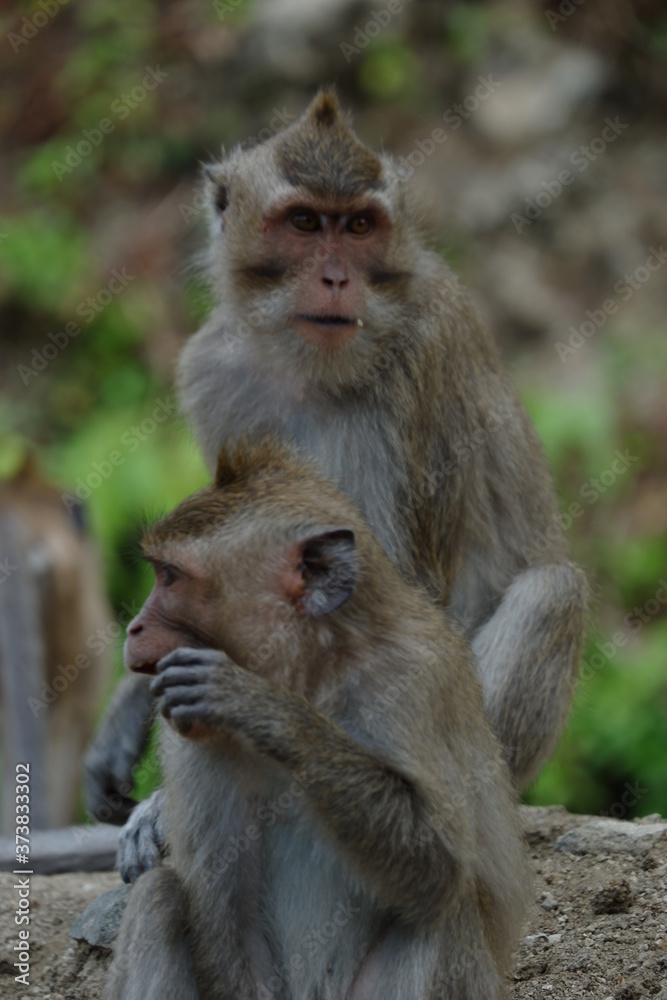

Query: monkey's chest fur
[162,730,384,999]
[182,333,414,577]
[284,400,412,573]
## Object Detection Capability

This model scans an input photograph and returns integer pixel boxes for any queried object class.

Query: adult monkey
[86,89,586,868]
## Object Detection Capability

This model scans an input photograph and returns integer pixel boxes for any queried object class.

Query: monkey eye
[156,563,179,588]
[290,210,320,232]
[347,214,373,236]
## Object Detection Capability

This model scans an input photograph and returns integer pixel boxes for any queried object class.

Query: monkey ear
[212,183,229,217]
[291,530,356,618]
[203,164,229,220]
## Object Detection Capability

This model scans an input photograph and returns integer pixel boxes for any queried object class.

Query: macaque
[0,457,111,831]
[105,439,528,1000]
[88,88,587,865]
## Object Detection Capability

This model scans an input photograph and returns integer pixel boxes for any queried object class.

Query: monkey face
[125,443,362,693]
[201,89,418,389]
[123,553,222,676]
[258,202,387,353]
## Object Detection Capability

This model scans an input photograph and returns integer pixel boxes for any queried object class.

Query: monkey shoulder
[177,318,294,467]
[340,623,483,751]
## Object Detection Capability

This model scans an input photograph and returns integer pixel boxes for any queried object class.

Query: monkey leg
[472,562,587,791]
[104,867,199,1000]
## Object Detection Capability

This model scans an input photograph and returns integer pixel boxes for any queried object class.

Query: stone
[69,882,131,949]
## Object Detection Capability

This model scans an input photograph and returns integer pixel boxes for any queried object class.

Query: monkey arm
[83,673,156,824]
[152,648,474,927]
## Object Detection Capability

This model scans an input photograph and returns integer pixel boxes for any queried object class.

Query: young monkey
[106,439,528,1000]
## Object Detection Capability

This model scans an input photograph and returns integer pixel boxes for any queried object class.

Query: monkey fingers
[155,646,234,672]
[117,789,167,884]
[151,668,212,732]
[155,648,272,704]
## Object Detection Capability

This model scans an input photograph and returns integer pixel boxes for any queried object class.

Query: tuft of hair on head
[214,437,297,491]
[275,86,382,199]
[311,88,341,127]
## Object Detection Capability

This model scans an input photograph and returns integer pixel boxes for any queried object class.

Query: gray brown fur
[93,89,586,874]
[276,90,383,198]
[0,458,111,831]
[106,440,528,1000]
[180,89,588,784]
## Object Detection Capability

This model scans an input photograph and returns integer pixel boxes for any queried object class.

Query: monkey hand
[117,789,167,884]
[83,674,156,825]
[151,647,279,741]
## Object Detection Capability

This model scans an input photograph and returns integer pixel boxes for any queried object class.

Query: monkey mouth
[130,660,158,676]
[298,314,359,327]
[294,314,363,351]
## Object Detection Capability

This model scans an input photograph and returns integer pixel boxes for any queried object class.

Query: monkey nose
[127,617,143,635]
[322,270,348,289]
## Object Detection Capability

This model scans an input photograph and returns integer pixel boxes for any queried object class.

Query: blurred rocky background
[0,0,665,818]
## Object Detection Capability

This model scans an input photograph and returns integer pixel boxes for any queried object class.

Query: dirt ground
[0,806,665,999]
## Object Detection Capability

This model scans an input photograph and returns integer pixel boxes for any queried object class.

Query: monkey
[0,456,112,831]
[105,438,529,1000]
[86,87,587,871]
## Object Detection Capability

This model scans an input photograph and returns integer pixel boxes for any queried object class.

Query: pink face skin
[124,543,302,678]
[124,556,220,676]
[260,202,389,352]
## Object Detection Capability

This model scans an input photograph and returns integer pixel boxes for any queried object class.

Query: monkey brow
[276,134,382,201]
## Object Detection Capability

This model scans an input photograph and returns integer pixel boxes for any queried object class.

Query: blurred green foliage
[523,328,667,815]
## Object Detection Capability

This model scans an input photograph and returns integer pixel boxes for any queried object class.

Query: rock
[540,893,559,911]
[554,818,667,857]
[69,883,131,949]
